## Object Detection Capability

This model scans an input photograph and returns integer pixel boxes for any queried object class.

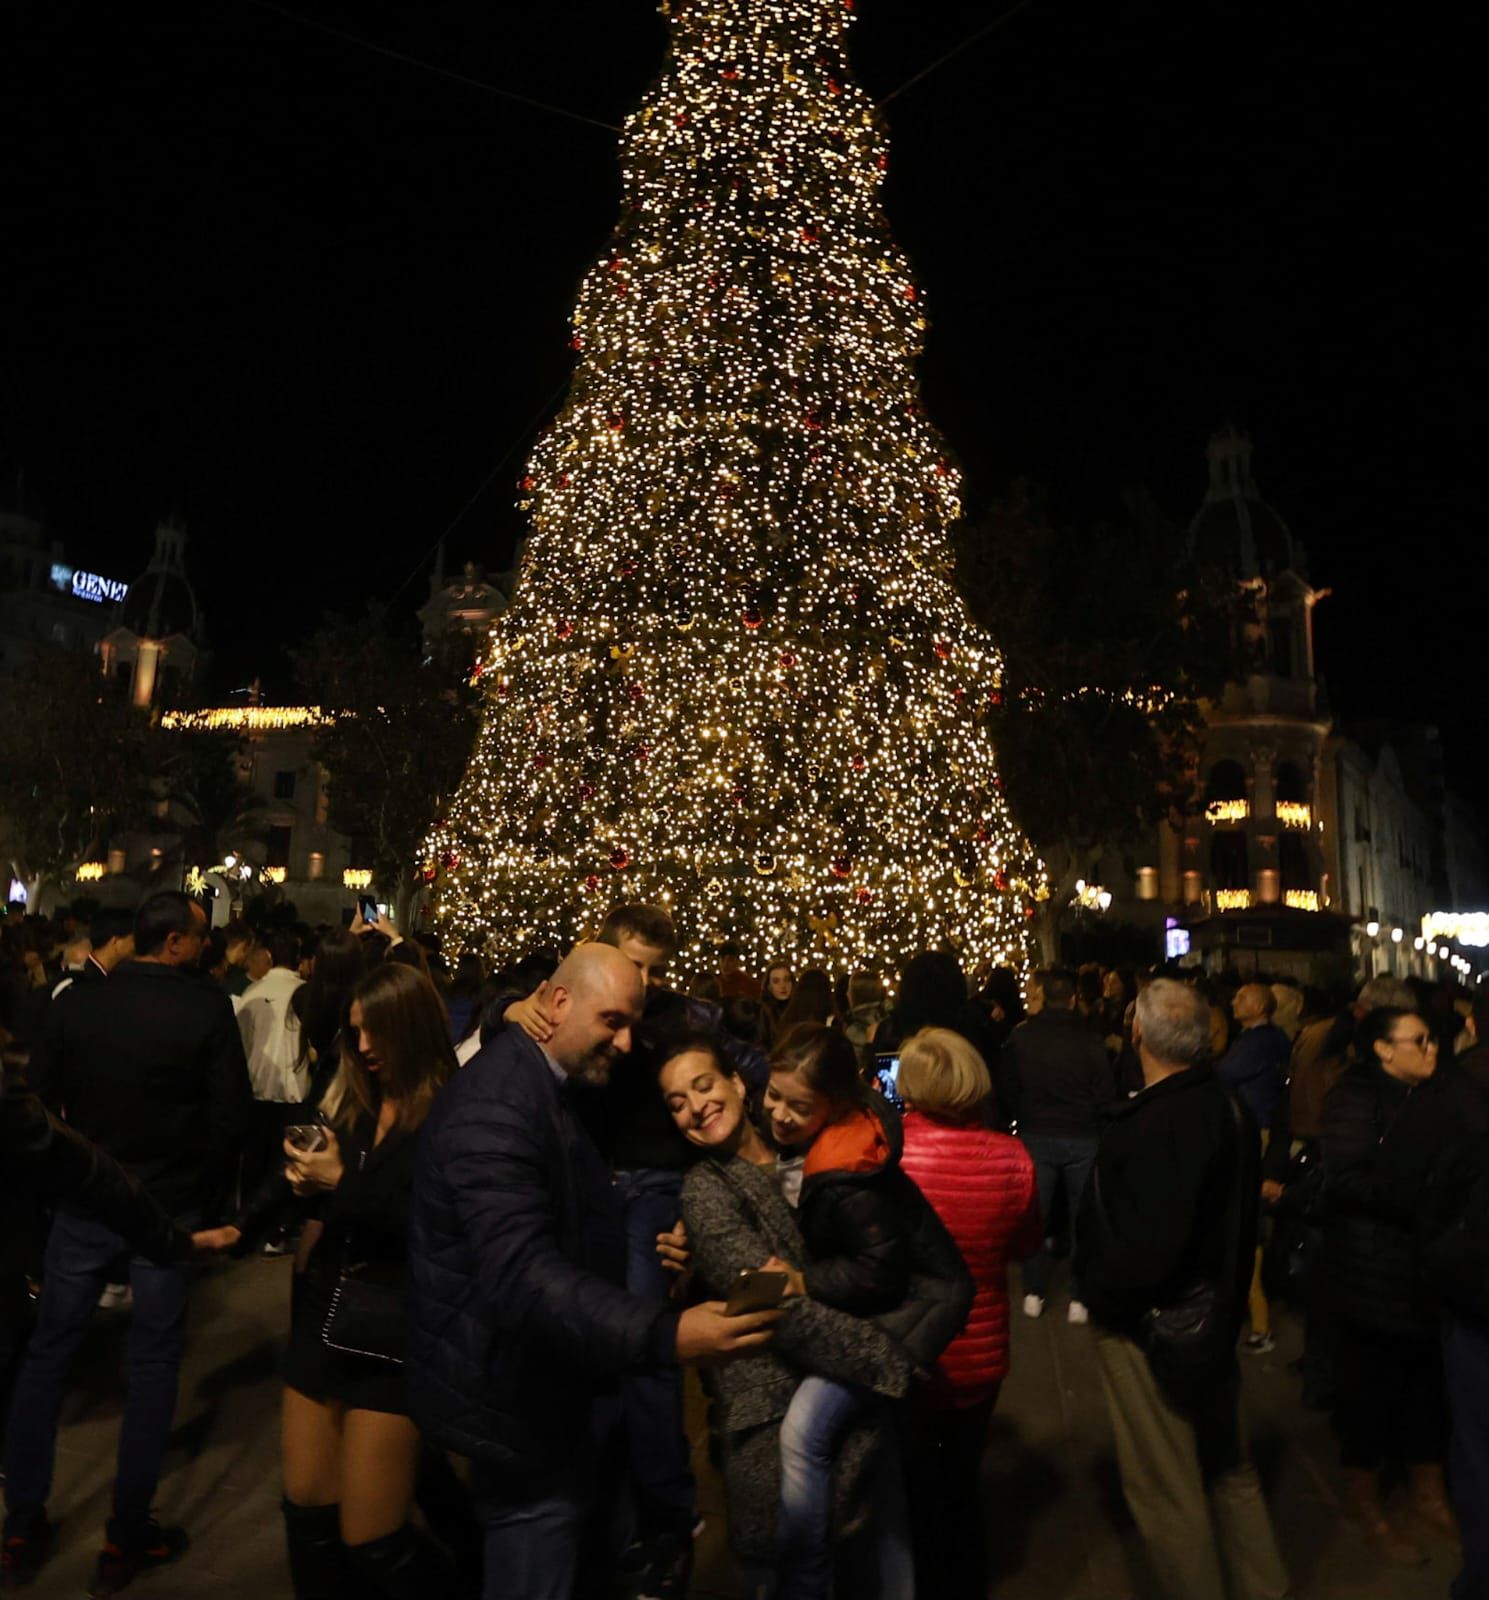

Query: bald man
[409,943,777,1600]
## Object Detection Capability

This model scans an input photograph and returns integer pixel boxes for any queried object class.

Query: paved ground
[22,1255,1461,1597]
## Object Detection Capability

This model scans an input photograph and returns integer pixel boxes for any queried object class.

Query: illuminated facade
[1086,427,1485,982]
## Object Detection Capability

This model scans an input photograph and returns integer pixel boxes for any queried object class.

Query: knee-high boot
[347,1524,462,1598]
[282,1500,351,1600]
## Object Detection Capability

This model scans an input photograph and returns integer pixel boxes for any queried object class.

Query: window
[1275,762,1307,804]
[1211,832,1250,892]
[1136,867,1159,901]
[273,770,296,800]
[1206,760,1247,803]
[266,825,293,870]
[307,851,325,882]
[1279,834,1311,893]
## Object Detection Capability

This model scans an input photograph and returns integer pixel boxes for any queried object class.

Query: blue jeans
[1020,1133,1097,1300]
[469,1457,588,1600]
[3,1211,190,1545]
[614,1169,694,1540]
[1444,1313,1489,1600]
[763,1378,912,1600]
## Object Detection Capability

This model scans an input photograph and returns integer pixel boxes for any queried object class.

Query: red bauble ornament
[827,75,842,95]
[568,335,583,352]
[607,413,626,433]
[934,640,951,660]
[904,284,917,301]
[721,67,739,80]
[831,855,853,879]
[585,874,602,892]
[850,753,866,772]
[989,690,1004,708]
[578,783,594,800]
[533,754,550,769]
[556,473,571,489]
[855,887,873,905]
[779,651,797,669]
[441,851,459,871]
[555,620,574,639]
[741,606,764,629]
[877,153,888,172]
[628,683,645,702]
[993,871,1009,892]
[954,688,966,702]
[420,862,438,884]
[520,474,536,491]
[609,848,630,872]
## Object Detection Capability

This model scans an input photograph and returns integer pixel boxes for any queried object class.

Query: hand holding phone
[725,1268,788,1316]
[358,895,380,927]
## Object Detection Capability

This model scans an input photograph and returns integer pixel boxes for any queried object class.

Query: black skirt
[282,1257,408,1417]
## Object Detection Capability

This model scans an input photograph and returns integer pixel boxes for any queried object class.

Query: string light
[1216,889,1252,911]
[1274,801,1311,829]
[1284,889,1320,912]
[160,706,333,732]
[74,862,107,883]
[343,869,373,890]
[427,0,1043,978]
[1205,799,1249,824]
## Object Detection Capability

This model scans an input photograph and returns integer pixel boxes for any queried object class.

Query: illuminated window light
[1284,890,1320,912]
[343,869,373,890]
[1216,889,1252,911]
[1206,799,1250,824]
[74,862,106,883]
[1275,801,1312,829]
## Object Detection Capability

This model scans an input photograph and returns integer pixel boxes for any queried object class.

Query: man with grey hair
[1076,979,1292,1599]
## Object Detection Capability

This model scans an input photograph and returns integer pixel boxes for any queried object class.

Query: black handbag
[322,1255,407,1365]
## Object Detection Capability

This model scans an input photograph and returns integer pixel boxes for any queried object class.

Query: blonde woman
[214,963,458,1598]
[897,1027,1040,1600]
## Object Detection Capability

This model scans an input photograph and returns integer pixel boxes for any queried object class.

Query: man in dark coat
[488,905,768,1596]
[1000,966,1113,1323]
[408,942,778,1600]
[3,890,252,1596]
[1076,978,1290,1600]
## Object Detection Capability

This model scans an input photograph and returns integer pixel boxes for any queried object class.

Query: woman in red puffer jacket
[897,1026,1041,1600]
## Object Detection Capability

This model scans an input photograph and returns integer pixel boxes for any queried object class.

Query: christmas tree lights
[429,0,1043,979]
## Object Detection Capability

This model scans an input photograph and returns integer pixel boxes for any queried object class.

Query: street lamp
[1365,920,1380,938]
[1390,927,1404,943]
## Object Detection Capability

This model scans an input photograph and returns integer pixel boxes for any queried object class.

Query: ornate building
[1094,427,1483,984]
[100,517,204,706]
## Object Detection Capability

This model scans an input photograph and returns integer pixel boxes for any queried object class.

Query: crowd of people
[1,895,1487,1600]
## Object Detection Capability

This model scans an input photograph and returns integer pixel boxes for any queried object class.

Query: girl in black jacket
[211,963,460,1599]
[1321,1007,1457,1565]
[759,1022,971,1600]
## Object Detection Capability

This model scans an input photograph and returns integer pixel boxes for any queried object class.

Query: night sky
[7,2,1478,785]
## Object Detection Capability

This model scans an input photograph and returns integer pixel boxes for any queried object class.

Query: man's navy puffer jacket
[408,1029,679,1471]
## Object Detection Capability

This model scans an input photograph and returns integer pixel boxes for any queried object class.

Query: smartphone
[873,1053,904,1111]
[285,1124,328,1154]
[725,1268,788,1317]
[358,895,380,926]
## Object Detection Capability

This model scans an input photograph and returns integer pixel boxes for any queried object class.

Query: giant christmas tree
[428,0,1044,977]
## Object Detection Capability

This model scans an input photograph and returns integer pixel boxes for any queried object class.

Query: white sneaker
[97,1283,133,1312]
[1067,1300,1089,1325]
[1022,1294,1045,1319]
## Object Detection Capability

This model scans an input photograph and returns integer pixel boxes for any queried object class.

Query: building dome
[117,518,202,640]
[1189,426,1306,580]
